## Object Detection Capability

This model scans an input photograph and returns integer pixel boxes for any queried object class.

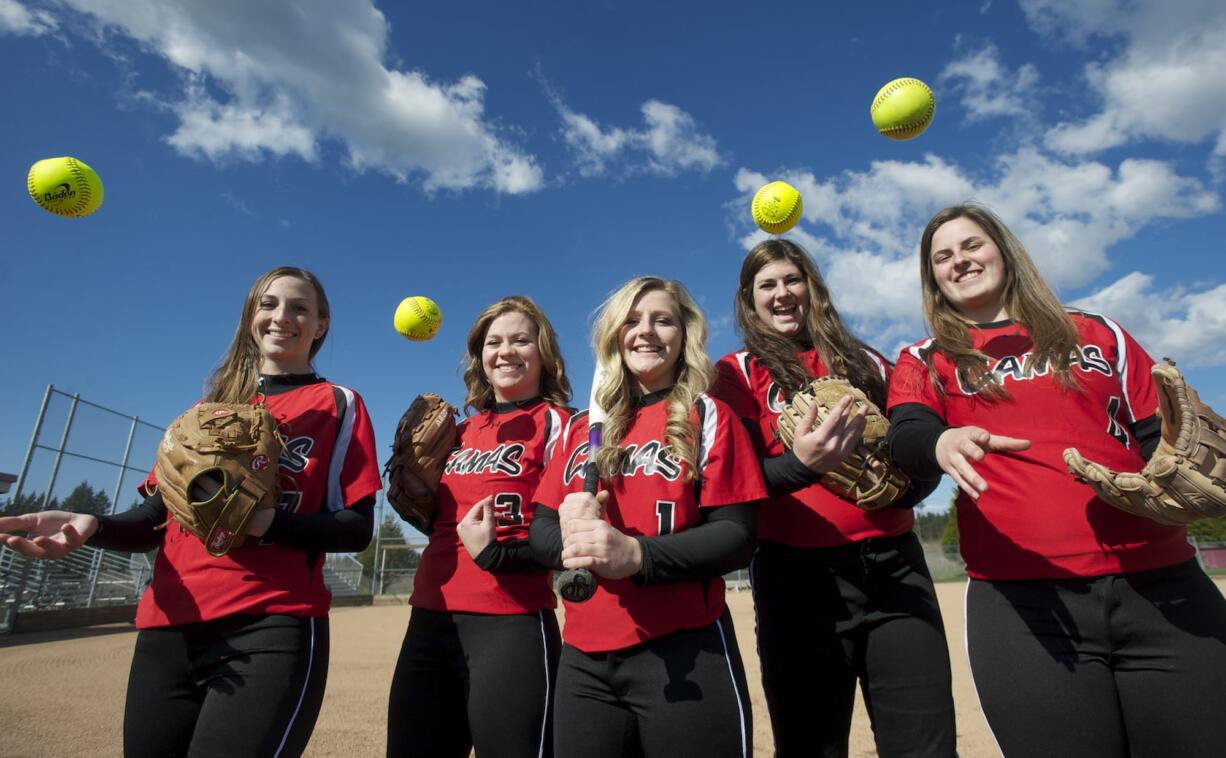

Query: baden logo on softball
[394,296,443,342]
[751,181,803,234]
[28,156,105,217]
[870,78,936,141]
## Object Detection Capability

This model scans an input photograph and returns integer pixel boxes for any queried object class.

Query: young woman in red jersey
[531,276,767,758]
[887,204,1226,758]
[709,239,956,758]
[386,295,571,758]
[0,266,382,757]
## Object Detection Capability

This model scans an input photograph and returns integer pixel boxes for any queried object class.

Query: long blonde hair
[461,295,572,414]
[734,239,886,406]
[919,204,1079,398]
[206,267,331,403]
[591,277,712,482]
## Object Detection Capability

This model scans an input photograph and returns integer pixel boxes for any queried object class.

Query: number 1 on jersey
[655,500,675,535]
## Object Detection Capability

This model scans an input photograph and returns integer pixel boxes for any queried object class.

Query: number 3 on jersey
[494,492,523,526]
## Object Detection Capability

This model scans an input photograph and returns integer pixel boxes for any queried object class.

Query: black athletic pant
[553,608,752,758]
[124,614,329,758]
[967,558,1226,758]
[387,607,561,758]
[750,534,956,758]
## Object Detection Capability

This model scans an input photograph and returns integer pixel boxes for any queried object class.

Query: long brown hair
[734,239,887,405]
[461,295,572,414]
[206,267,331,403]
[919,204,1079,398]
[591,277,712,482]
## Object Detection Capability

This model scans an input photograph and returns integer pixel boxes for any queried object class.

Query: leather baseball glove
[1064,361,1226,525]
[385,393,459,534]
[154,403,282,557]
[776,377,911,510]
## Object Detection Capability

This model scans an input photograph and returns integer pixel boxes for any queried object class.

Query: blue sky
[2,0,1224,526]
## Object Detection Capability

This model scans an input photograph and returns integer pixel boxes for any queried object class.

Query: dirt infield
[2,579,1223,757]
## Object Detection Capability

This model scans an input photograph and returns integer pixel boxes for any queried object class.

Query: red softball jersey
[136,382,382,628]
[410,400,569,614]
[887,311,1192,581]
[534,393,767,653]
[712,348,913,547]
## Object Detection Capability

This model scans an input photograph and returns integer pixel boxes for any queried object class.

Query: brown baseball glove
[385,393,459,534]
[1064,361,1226,525]
[154,403,282,557]
[776,377,911,510]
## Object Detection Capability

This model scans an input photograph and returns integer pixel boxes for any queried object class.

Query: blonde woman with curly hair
[531,276,767,758]
[388,295,572,757]
[887,204,1226,758]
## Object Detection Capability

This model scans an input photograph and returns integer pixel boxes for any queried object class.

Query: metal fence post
[85,416,140,608]
[9,384,52,507]
[372,493,384,596]
[11,392,80,617]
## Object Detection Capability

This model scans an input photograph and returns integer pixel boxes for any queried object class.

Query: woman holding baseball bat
[886,204,1226,757]
[0,266,382,757]
[530,276,767,758]
[386,295,570,758]
[709,239,956,757]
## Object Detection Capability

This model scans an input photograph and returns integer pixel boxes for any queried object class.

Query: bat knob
[555,568,597,603]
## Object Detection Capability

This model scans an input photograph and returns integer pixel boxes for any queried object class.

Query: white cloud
[54,0,542,193]
[1021,0,1226,158]
[733,149,1220,353]
[1072,273,1226,367]
[549,91,722,177]
[0,0,56,35]
[939,45,1040,123]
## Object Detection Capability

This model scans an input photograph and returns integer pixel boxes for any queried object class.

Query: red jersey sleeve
[333,388,382,509]
[693,394,768,507]
[886,342,945,419]
[1116,326,1160,424]
[533,411,589,508]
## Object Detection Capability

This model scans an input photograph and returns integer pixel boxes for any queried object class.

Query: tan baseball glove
[776,377,911,510]
[1064,361,1226,525]
[154,403,282,557]
[385,393,459,534]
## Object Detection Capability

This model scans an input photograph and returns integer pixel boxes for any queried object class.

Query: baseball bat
[554,363,606,603]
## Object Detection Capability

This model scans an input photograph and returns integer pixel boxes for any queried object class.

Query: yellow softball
[393,296,442,342]
[870,78,936,141]
[28,157,105,217]
[751,181,803,234]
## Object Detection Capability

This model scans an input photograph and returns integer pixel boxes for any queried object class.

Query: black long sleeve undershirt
[886,404,952,481]
[886,402,1163,480]
[473,538,542,573]
[263,497,375,553]
[86,493,168,553]
[86,494,375,553]
[528,502,756,586]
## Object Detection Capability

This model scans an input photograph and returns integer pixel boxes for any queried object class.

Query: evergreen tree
[60,482,112,517]
[1187,517,1226,543]
[940,505,960,547]
[912,509,948,543]
[358,515,421,574]
[2,490,58,516]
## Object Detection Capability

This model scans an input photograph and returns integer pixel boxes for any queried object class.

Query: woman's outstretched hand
[935,426,1031,499]
[0,510,99,559]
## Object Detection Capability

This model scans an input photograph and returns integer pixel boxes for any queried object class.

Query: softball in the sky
[28,156,105,217]
[394,296,442,341]
[870,78,936,141]
[751,181,803,234]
